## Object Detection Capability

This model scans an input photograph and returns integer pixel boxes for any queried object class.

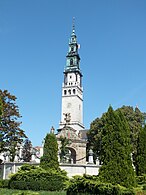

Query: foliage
[0,90,27,161]
[143,184,146,191]
[66,175,135,195]
[0,179,9,188]
[0,188,66,195]
[98,106,136,187]
[136,125,146,176]
[9,164,68,191]
[40,133,59,171]
[87,106,144,166]
[22,139,32,162]
[136,175,146,185]
[0,97,2,116]
[60,136,70,163]
[0,97,3,156]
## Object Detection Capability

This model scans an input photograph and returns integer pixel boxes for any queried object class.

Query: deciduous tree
[22,138,32,162]
[0,90,27,161]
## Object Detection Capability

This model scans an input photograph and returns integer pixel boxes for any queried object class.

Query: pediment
[56,126,81,140]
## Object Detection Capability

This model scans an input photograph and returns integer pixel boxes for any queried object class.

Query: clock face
[67,103,71,108]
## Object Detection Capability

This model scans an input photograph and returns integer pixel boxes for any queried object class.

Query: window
[64,90,67,95]
[76,74,78,81]
[70,59,73,65]
[73,89,76,94]
[68,89,71,95]
[71,46,74,52]
[79,105,81,110]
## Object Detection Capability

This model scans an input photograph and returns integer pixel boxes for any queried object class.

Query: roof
[79,129,89,140]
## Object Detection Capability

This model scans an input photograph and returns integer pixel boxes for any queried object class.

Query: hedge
[0,179,9,188]
[9,164,68,191]
[136,174,146,185]
[66,176,135,195]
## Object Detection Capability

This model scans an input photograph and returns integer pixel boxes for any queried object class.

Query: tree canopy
[136,125,146,176]
[87,105,144,166]
[40,132,59,171]
[98,106,136,187]
[0,90,27,161]
[22,138,32,162]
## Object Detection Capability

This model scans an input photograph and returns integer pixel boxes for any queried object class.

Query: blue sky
[0,0,146,146]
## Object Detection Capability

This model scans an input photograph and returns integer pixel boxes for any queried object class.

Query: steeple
[59,20,84,131]
[65,18,81,74]
[72,17,75,36]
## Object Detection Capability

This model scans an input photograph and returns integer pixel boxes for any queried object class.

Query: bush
[66,175,135,195]
[0,179,9,188]
[143,184,146,191]
[136,174,146,185]
[9,164,68,191]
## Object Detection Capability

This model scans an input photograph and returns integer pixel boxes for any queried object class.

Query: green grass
[0,188,66,195]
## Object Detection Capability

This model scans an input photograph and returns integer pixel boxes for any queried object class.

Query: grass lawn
[0,188,66,195]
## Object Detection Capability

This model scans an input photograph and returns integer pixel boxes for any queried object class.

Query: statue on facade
[63,113,71,126]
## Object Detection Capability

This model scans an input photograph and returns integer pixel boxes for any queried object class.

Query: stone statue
[63,113,71,125]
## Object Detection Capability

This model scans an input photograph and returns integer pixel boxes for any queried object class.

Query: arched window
[70,59,73,65]
[64,90,67,95]
[71,46,74,52]
[68,89,71,95]
[73,89,76,94]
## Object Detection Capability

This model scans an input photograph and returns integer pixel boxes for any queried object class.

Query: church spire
[60,20,84,131]
[65,19,81,73]
[72,17,75,34]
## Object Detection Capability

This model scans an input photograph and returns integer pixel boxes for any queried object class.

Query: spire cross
[72,17,75,33]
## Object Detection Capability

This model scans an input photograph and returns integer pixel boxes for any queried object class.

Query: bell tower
[59,20,84,131]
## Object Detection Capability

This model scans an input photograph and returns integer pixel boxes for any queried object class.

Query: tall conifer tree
[40,132,59,171]
[136,125,146,176]
[99,106,136,187]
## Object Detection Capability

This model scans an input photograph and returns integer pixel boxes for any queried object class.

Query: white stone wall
[60,164,100,178]
[0,162,100,179]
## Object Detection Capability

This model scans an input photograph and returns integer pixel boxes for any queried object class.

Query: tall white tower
[59,21,84,131]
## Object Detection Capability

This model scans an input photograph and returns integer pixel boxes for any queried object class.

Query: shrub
[0,179,9,188]
[143,184,146,191]
[136,175,146,185]
[9,164,68,191]
[66,175,135,195]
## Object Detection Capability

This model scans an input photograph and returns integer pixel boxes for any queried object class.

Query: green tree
[136,125,146,176]
[99,106,136,187]
[60,136,70,163]
[87,116,105,163]
[22,138,32,162]
[0,90,27,161]
[87,106,144,166]
[0,97,3,155]
[40,132,59,170]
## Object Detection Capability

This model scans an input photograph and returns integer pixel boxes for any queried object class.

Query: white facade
[60,72,84,131]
